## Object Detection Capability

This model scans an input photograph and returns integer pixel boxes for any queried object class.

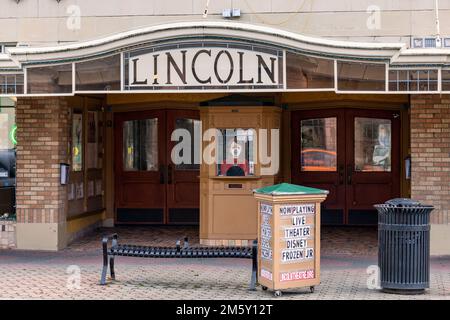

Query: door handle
[159,165,165,184]
[347,164,353,185]
[168,164,173,185]
[338,165,345,185]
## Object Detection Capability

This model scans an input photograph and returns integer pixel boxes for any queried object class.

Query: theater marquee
[124,43,284,90]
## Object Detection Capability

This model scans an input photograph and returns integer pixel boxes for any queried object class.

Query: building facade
[0,1,449,254]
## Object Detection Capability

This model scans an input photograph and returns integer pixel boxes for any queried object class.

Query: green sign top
[254,183,329,196]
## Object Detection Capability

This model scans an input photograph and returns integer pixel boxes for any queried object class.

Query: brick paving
[0,226,449,300]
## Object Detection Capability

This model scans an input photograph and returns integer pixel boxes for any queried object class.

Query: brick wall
[15,97,69,225]
[410,95,450,225]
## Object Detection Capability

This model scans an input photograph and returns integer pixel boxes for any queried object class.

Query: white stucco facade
[1,0,449,46]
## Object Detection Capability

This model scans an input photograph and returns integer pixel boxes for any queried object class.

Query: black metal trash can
[374,198,434,294]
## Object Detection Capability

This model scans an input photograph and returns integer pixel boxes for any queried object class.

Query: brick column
[15,97,69,250]
[410,94,450,255]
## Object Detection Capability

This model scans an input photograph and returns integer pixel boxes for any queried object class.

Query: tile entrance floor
[0,226,449,300]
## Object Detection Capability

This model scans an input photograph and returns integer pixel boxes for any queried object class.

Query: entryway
[114,109,200,225]
[291,108,400,225]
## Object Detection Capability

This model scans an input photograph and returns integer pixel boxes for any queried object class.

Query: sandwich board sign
[253,183,328,297]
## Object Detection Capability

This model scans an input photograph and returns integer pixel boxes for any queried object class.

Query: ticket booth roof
[253,183,329,195]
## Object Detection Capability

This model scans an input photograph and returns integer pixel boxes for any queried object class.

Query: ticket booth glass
[216,128,255,177]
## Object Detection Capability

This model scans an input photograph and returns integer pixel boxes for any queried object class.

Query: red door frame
[114,109,200,225]
[291,108,400,225]
[114,110,166,224]
[291,109,346,215]
[345,109,400,223]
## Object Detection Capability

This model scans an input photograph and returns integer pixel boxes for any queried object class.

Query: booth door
[291,108,400,225]
[114,110,199,224]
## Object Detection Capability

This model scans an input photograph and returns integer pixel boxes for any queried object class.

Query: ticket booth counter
[199,105,281,245]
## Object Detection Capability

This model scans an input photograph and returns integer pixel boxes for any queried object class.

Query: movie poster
[72,113,83,171]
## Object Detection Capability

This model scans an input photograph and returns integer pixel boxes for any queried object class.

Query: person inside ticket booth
[217,129,255,176]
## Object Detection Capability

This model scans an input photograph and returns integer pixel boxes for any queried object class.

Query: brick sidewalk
[0,226,449,300]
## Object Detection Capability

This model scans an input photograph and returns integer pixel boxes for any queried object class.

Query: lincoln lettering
[128,47,279,88]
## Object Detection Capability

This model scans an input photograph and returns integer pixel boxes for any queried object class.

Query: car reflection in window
[301,148,337,172]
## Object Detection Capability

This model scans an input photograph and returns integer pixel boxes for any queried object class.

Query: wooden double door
[292,108,400,225]
[114,109,200,224]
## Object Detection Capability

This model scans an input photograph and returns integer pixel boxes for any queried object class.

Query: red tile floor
[67,226,378,256]
[0,226,448,300]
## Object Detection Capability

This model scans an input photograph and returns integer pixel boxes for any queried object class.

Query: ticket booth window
[216,128,255,176]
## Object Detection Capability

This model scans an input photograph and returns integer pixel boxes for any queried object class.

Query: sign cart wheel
[274,290,282,297]
[310,286,315,293]
[262,286,268,291]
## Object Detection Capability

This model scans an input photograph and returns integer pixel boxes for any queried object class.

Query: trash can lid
[385,198,421,207]
[253,183,329,195]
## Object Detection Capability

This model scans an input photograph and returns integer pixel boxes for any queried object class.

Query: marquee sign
[124,43,283,90]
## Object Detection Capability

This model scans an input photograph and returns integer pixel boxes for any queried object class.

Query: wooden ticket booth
[254,183,328,297]
[199,98,281,245]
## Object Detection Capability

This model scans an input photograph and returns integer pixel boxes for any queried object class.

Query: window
[123,118,158,171]
[441,70,450,91]
[27,64,72,94]
[75,55,121,91]
[216,129,255,177]
[389,69,438,91]
[300,118,337,172]
[354,118,391,172]
[286,52,334,89]
[0,74,24,94]
[174,118,201,170]
[337,61,386,91]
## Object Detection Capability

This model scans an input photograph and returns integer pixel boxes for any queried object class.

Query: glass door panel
[174,118,201,170]
[300,117,337,172]
[354,117,391,172]
[123,118,158,171]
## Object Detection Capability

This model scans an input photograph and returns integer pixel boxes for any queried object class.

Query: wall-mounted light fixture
[60,163,70,185]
